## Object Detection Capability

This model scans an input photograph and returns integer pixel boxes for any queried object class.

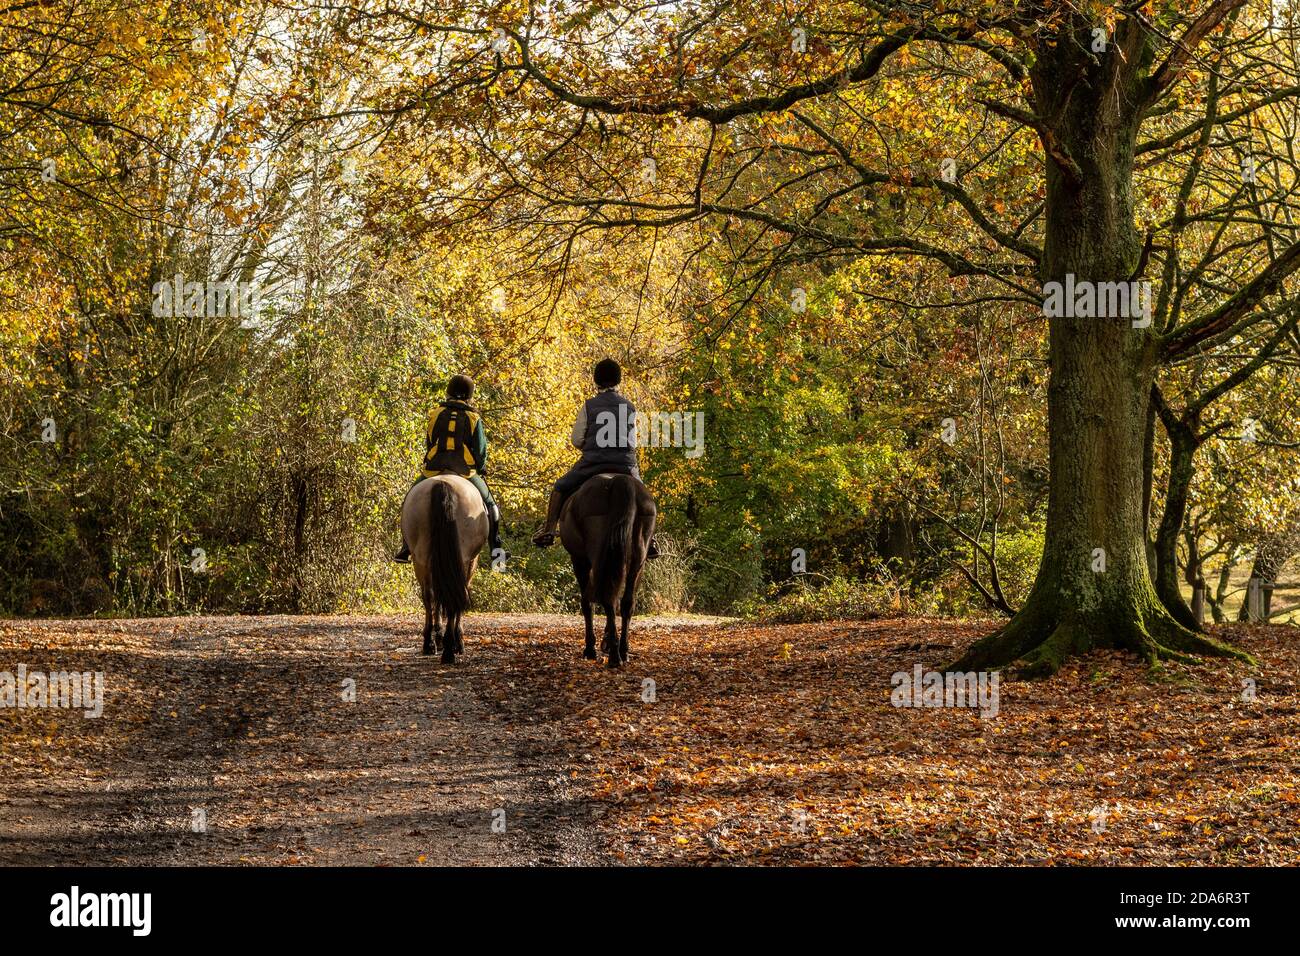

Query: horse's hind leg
[572,554,597,660]
[421,585,435,656]
[580,598,596,660]
[619,570,641,665]
[433,602,444,655]
[457,557,476,656]
[441,609,458,664]
[619,518,652,663]
[603,602,621,669]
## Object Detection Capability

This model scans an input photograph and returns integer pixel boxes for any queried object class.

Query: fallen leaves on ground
[490,616,1300,865]
[1,614,1296,866]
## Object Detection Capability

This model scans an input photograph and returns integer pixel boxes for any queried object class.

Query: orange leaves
[3,612,1298,865]
[482,614,1300,865]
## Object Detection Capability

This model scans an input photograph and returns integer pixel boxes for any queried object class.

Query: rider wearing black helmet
[532,358,658,558]
[394,373,506,562]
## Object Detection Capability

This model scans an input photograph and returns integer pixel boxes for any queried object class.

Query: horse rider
[531,357,659,559]
[394,373,506,563]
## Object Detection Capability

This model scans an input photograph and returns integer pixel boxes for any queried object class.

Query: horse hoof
[583,648,597,660]
[441,653,456,665]
[422,644,433,656]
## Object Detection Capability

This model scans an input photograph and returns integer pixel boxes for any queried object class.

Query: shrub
[635,532,692,614]
[737,570,904,624]
[469,563,564,613]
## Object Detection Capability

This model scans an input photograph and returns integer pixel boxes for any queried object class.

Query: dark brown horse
[400,475,488,663]
[559,473,656,668]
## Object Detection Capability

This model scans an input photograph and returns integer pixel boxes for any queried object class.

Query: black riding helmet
[447,374,474,401]
[593,358,621,388]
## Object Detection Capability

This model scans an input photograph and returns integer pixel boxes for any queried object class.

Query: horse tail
[427,480,469,617]
[595,475,637,608]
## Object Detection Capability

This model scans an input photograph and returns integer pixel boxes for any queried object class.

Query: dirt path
[4,613,1296,865]
[0,613,717,866]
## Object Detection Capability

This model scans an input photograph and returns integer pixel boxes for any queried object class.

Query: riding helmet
[447,374,474,400]
[593,358,622,388]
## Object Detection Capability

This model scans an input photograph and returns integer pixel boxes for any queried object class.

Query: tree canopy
[2,2,1297,667]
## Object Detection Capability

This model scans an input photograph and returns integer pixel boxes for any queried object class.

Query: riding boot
[488,507,509,560]
[393,539,411,563]
[532,489,564,547]
[646,536,660,560]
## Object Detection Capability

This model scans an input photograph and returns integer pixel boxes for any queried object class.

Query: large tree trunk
[953,18,1247,676]
[1211,559,1235,623]
[875,505,917,577]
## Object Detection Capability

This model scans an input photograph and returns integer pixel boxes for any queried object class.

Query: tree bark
[1211,560,1234,623]
[875,506,917,577]
[952,16,1249,675]
[1153,419,1202,630]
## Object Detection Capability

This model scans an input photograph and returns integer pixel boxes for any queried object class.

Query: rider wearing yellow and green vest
[393,374,505,563]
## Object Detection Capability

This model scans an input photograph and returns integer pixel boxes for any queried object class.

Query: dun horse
[560,473,657,668]
[401,475,488,663]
